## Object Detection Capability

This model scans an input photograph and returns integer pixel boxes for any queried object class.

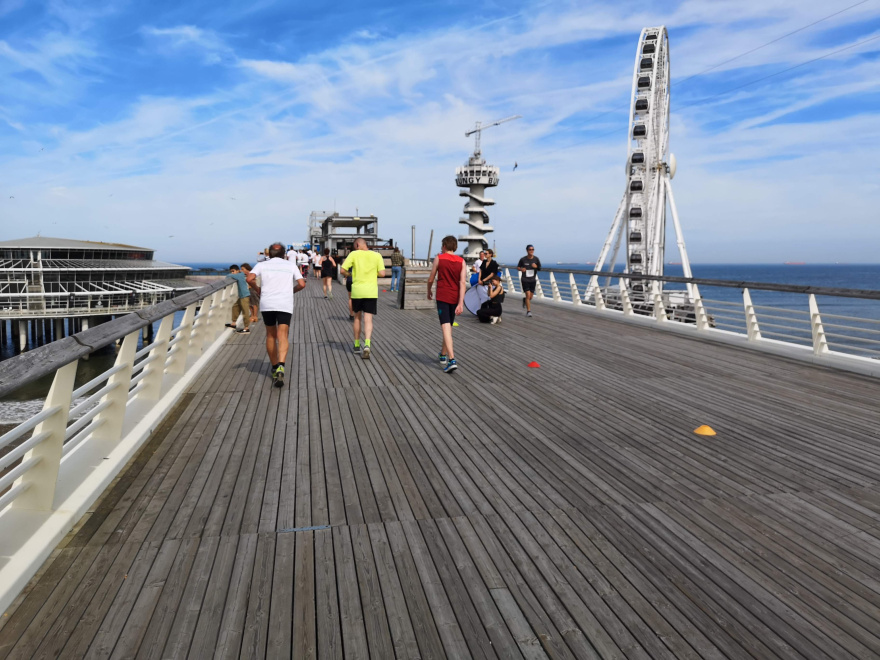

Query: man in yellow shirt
[340,237,386,359]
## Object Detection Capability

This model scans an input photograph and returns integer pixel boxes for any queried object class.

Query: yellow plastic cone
[453,322,459,327]
[694,425,716,436]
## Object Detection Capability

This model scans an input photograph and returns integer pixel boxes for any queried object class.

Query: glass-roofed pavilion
[0,236,196,353]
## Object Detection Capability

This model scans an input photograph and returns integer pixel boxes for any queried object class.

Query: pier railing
[0,278,236,612]
[500,266,880,378]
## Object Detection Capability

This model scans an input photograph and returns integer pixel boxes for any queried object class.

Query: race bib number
[525,269,535,277]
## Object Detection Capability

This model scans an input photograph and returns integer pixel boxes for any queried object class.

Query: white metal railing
[0,278,236,612]
[500,267,880,377]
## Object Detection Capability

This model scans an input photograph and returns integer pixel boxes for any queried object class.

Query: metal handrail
[499,266,880,301]
[0,277,232,399]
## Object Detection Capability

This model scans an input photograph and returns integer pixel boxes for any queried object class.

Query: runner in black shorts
[517,244,541,317]
[261,310,292,326]
[351,298,378,315]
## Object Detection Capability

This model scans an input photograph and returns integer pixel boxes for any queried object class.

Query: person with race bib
[517,244,541,318]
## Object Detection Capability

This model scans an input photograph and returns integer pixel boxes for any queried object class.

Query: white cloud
[142,25,229,64]
[2,1,880,264]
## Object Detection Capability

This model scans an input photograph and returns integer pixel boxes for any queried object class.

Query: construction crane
[465,115,522,158]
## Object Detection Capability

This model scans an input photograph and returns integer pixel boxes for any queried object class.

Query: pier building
[0,236,195,354]
[0,270,879,657]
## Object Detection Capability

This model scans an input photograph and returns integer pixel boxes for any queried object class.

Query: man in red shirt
[427,235,467,373]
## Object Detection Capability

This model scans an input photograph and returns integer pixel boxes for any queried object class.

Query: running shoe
[225,323,236,328]
[273,365,285,388]
[438,353,448,364]
[236,328,251,334]
[527,311,533,318]
[444,359,458,373]
[328,292,333,299]
[352,343,361,354]
[362,345,371,359]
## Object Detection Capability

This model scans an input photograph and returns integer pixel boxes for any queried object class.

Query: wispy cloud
[141,25,229,64]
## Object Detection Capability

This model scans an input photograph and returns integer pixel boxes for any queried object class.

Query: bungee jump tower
[455,115,520,264]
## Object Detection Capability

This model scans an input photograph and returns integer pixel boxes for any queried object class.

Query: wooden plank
[239,532,276,659]
[332,525,369,660]
[214,533,259,660]
[293,531,317,659]
[314,528,342,659]
[349,523,394,658]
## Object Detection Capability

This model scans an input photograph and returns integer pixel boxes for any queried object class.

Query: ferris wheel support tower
[591,27,695,303]
[456,116,521,264]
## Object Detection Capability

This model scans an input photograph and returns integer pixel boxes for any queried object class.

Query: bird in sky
[513,162,518,171]
[229,196,236,200]
[169,235,175,238]
[8,196,13,199]
[39,147,44,152]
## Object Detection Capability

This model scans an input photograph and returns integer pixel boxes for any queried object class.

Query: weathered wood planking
[1,283,880,658]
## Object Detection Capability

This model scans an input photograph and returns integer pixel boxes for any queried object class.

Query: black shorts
[521,280,536,293]
[262,310,292,326]
[351,298,377,315]
[437,301,457,325]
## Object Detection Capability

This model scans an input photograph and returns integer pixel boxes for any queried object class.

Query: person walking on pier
[517,244,541,317]
[427,235,466,373]
[340,237,385,359]
[320,249,337,298]
[226,265,252,334]
[240,263,259,324]
[246,243,306,387]
[390,247,405,292]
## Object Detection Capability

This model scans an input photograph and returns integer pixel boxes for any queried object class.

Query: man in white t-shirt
[311,249,322,278]
[247,243,306,388]
[286,247,298,261]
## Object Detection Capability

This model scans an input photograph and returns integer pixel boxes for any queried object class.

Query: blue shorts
[437,301,456,325]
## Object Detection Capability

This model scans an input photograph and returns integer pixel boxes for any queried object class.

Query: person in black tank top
[320,248,337,299]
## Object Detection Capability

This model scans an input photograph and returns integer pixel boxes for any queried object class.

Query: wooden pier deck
[2,284,880,658]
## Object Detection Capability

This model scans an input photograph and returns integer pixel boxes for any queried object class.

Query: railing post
[549,272,562,302]
[652,283,667,322]
[135,315,173,402]
[619,281,634,316]
[535,277,545,299]
[809,294,829,355]
[503,268,516,295]
[691,284,710,331]
[167,302,197,376]
[188,301,209,360]
[743,288,762,341]
[92,330,139,443]
[592,283,606,311]
[205,288,225,341]
[14,361,77,511]
[569,273,582,306]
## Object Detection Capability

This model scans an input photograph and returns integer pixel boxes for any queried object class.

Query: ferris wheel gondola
[591,27,697,314]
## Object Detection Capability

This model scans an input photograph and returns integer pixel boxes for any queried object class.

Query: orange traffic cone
[694,425,716,436]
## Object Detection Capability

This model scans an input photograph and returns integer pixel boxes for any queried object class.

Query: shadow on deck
[2,284,880,658]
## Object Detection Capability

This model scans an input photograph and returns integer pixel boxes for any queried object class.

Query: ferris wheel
[591,26,694,300]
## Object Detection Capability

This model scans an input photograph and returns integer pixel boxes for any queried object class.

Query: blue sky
[1,0,879,264]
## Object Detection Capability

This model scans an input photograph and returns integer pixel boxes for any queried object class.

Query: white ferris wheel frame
[591,26,695,299]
